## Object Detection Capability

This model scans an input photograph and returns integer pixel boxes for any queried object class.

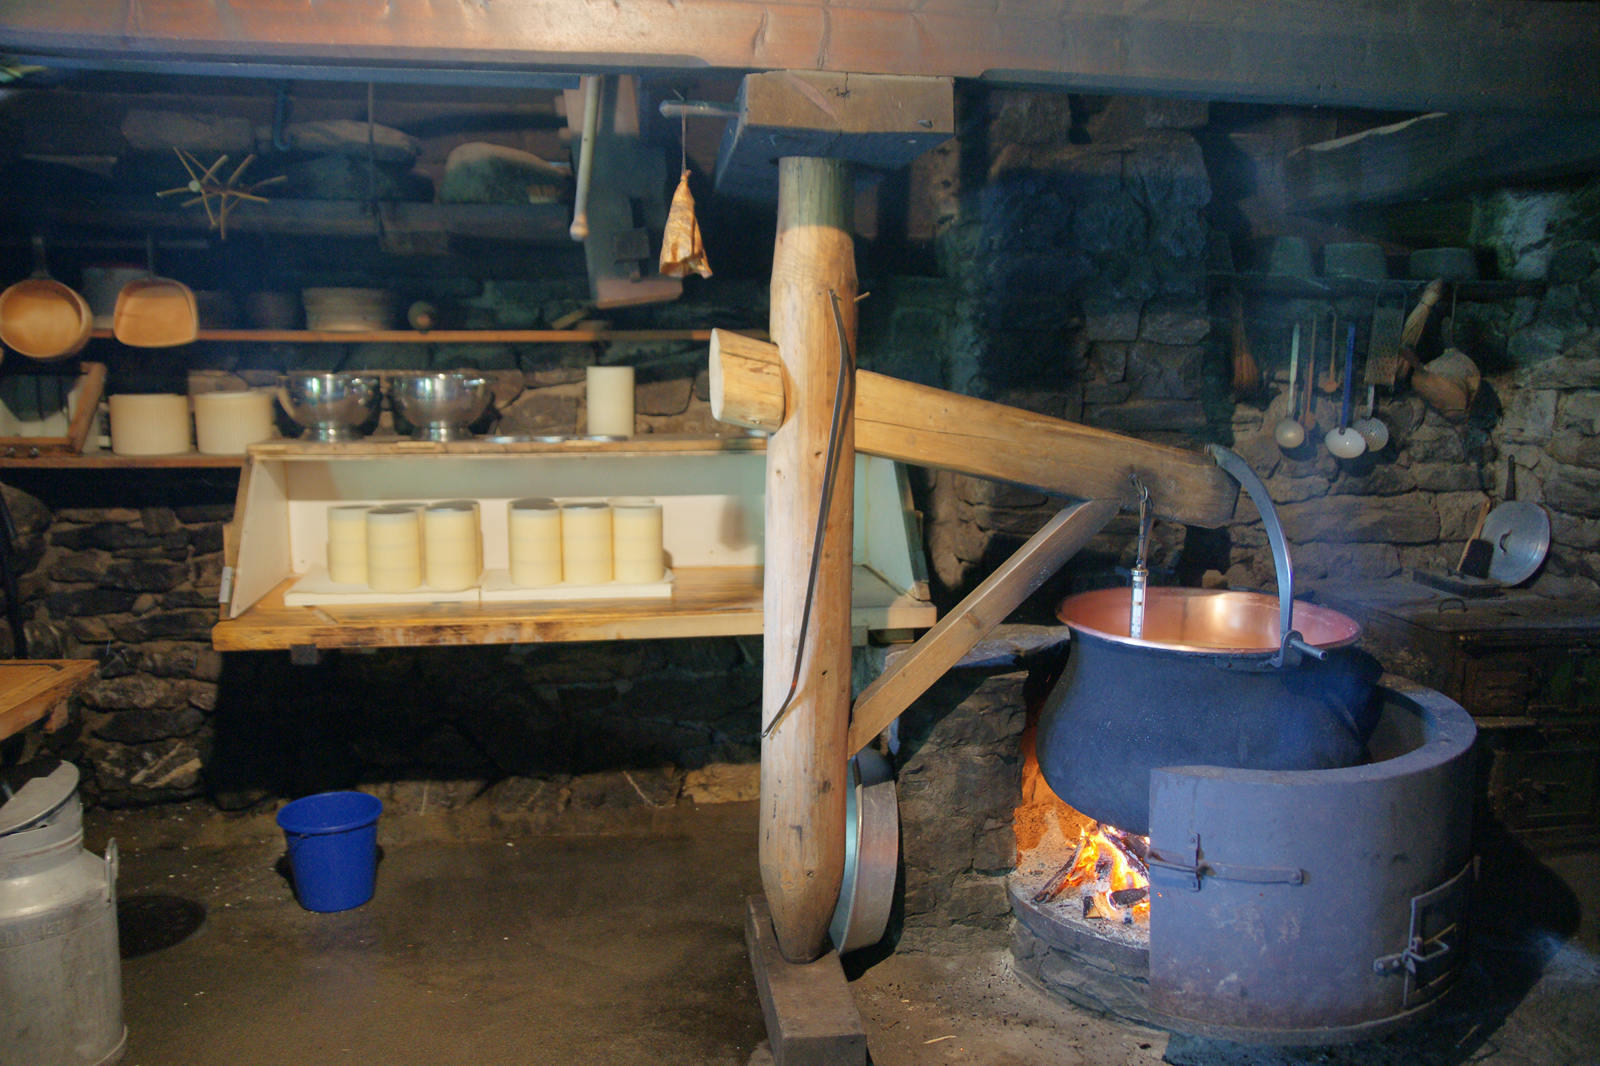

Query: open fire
[1031,822,1150,924]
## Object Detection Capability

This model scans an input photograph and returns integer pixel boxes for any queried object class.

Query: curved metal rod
[1206,444,1324,667]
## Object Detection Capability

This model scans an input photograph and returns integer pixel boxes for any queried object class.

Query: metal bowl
[277,372,383,442]
[388,372,495,442]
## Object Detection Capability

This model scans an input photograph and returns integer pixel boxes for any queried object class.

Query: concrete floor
[88,801,1600,1066]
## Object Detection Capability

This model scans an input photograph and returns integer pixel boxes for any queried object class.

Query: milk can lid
[0,762,80,837]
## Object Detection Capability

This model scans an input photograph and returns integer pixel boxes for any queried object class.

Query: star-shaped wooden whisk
[156,148,286,239]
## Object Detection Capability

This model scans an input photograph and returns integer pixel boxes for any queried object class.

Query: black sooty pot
[1035,586,1382,836]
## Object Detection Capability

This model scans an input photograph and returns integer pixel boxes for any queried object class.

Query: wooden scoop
[0,237,92,361]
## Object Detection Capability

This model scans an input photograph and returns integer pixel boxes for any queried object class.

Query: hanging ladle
[1325,322,1367,458]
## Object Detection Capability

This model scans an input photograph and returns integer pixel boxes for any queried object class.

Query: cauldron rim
[1056,586,1362,656]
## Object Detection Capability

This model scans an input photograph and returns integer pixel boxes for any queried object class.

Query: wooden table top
[0,660,97,742]
[212,565,935,652]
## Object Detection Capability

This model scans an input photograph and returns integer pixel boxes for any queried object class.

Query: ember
[1032,822,1151,925]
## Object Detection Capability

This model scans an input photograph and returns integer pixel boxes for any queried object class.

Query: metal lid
[1482,501,1551,586]
[0,762,80,836]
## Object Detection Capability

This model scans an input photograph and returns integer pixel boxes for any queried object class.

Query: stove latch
[1147,833,1306,892]
[1372,860,1474,1006]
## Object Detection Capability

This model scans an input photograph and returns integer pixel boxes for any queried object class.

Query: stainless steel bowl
[389,372,495,442]
[277,372,383,442]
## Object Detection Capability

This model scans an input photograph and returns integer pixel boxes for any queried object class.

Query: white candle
[561,501,613,585]
[508,497,562,587]
[366,505,424,591]
[193,389,275,455]
[610,496,664,584]
[109,394,191,456]
[585,366,634,437]
[424,500,481,591]
[325,505,371,584]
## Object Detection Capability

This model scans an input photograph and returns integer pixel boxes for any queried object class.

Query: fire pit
[1010,676,1477,1045]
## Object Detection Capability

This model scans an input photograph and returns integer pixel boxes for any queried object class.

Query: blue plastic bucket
[275,791,383,913]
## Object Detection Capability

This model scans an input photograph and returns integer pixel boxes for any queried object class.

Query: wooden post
[762,156,856,964]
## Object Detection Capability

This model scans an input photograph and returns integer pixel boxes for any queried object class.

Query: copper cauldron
[1035,586,1379,836]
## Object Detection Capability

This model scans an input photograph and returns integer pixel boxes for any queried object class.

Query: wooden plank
[846,497,1118,754]
[761,156,855,964]
[1285,113,1600,213]
[210,565,934,651]
[0,660,97,741]
[244,434,767,459]
[709,330,1237,529]
[0,452,244,469]
[0,0,1596,115]
[744,895,868,1066]
[88,328,758,344]
[716,72,954,201]
[50,197,573,242]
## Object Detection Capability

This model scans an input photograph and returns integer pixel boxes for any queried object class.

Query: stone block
[1560,393,1600,436]
[1550,435,1600,470]
[1087,342,1129,383]
[48,551,110,583]
[140,508,180,535]
[495,389,580,436]
[635,376,692,417]
[524,365,587,388]
[1500,388,1559,444]
[1126,341,1204,399]
[189,524,225,554]
[79,673,184,711]
[111,609,218,643]
[47,588,139,617]
[1546,465,1600,518]
[175,504,234,524]
[1552,513,1600,551]
[1084,398,1207,433]
[1297,542,1402,581]
[90,736,206,800]
[102,558,188,593]
[1434,491,1494,540]
[68,618,116,644]
[184,680,219,711]
[1548,241,1597,285]
[1411,463,1488,493]
[1515,353,1600,388]
[1278,496,1439,544]
[568,768,682,810]
[93,706,206,744]
[682,762,760,805]
[1082,301,1141,343]
[1139,299,1209,345]
[51,524,170,553]
[1508,323,1570,366]
[945,876,1012,928]
[1329,464,1417,497]
[55,507,138,524]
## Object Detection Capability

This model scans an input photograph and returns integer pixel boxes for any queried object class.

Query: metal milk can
[1,762,126,1066]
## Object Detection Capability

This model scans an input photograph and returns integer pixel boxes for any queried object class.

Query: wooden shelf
[0,660,97,742]
[211,566,934,651]
[0,451,245,469]
[87,327,752,344]
[52,198,574,243]
[1209,272,1545,300]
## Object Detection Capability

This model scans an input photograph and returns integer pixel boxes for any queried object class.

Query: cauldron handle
[1206,444,1326,668]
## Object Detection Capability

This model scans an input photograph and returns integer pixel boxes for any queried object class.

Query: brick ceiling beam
[0,0,1596,115]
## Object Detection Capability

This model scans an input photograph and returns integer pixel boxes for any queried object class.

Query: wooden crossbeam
[847,498,1120,754]
[709,330,1237,528]
[1285,112,1600,213]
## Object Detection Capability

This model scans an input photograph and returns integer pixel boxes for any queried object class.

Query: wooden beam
[847,498,1119,755]
[745,895,868,1066]
[1,0,1598,115]
[715,72,953,201]
[760,156,856,964]
[1285,112,1600,213]
[708,329,1237,529]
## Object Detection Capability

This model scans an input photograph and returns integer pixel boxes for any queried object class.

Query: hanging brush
[1398,278,1445,375]
[1230,290,1259,396]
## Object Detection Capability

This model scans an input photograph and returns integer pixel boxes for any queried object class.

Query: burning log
[1032,834,1088,903]
[1109,886,1149,908]
[1103,828,1149,878]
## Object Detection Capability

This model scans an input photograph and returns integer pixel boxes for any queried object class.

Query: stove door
[1145,725,1474,1044]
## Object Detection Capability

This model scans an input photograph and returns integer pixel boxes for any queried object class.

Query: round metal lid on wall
[1482,501,1551,586]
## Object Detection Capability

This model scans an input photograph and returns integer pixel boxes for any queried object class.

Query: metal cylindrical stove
[1,762,127,1066]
